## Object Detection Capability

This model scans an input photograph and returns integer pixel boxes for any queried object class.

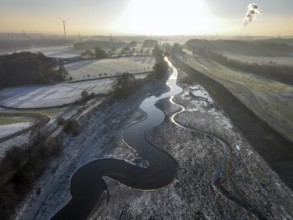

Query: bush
[113,73,136,91]
[64,119,80,136]
[57,117,66,126]
[81,90,89,99]
[5,146,28,169]
[94,47,107,59]
[76,90,96,105]
[112,73,141,98]
[45,138,63,155]
[152,62,168,79]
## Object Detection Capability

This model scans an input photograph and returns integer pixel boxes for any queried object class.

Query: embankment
[172,55,293,190]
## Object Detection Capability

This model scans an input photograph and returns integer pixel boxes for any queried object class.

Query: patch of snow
[189,85,213,103]
[0,79,114,108]
[100,152,149,169]
[246,149,253,156]
[0,122,33,138]
[187,107,201,112]
[19,46,78,58]
[181,91,191,100]
[67,57,155,80]
[0,132,31,158]
[135,73,149,80]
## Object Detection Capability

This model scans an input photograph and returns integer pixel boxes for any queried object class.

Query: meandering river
[52,58,182,220]
[52,58,263,220]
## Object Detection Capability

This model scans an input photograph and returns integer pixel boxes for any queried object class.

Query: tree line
[0,52,68,88]
[112,44,168,98]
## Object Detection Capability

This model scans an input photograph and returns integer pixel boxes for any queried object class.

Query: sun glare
[111,0,217,35]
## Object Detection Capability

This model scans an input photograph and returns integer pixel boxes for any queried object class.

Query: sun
[111,0,217,35]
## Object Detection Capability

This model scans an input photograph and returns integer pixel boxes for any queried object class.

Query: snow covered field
[22,65,293,220]
[66,57,155,80]
[20,46,78,58]
[0,56,154,109]
[217,51,293,66]
[0,79,114,108]
[0,122,33,139]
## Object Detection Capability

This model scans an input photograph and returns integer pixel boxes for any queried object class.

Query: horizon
[1,32,293,39]
[1,0,293,36]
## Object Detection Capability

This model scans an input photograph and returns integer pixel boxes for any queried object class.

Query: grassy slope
[173,55,293,190]
[0,117,31,126]
[186,58,293,143]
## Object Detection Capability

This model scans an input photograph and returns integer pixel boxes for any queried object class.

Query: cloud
[243,3,261,28]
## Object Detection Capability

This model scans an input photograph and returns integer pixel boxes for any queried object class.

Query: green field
[0,117,31,126]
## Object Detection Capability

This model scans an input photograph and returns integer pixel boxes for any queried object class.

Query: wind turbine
[60,19,67,37]
[22,30,26,40]
[78,32,83,56]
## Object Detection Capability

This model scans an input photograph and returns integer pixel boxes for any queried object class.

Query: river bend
[52,58,182,220]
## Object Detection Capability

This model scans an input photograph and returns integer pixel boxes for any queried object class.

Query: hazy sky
[0,0,293,36]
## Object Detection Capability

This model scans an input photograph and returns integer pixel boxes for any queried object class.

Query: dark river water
[51,58,183,220]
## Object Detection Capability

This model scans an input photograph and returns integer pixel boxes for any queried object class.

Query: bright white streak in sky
[111,0,220,35]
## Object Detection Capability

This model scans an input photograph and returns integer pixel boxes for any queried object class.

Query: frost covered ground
[14,67,293,220]
[90,69,293,220]
[0,56,154,109]
[14,73,168,220]
[186,58,293,143]
[0,132,31,157]
[0,122,33,139]
[0,78,113,108]
[66,57,155,80]
[216,50,293,66]
[19,46,78,58]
